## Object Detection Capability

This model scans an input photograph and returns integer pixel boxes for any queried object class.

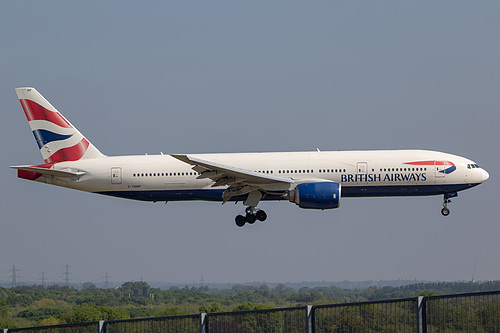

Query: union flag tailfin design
[15,87,105,163]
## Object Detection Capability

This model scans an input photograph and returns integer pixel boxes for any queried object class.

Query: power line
[63,264,71,287]
[9,265,19,288]
[101,271,110,288]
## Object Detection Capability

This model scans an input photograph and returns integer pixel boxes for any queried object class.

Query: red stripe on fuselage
[45,138,90,163]
[19,99,72,128]
[405,161,455,166]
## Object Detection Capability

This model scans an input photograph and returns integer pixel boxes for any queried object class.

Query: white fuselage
[33,149,488,203]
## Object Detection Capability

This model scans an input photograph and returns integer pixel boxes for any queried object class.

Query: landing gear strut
[235,207,267,227]
[441,192,457,216]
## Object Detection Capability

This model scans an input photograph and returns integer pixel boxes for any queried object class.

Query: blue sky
[0,1,498,286]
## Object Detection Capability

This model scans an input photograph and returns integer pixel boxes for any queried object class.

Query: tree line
[0,280,499,329]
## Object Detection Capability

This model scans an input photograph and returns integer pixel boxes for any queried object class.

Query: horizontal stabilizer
[10,165,86,179]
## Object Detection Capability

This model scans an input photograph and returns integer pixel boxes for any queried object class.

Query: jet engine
[288,181,341,209]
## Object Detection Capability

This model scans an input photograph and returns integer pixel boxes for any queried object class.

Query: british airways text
[341,173,427,183]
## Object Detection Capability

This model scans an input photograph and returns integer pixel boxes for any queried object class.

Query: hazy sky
[1,1,498,287]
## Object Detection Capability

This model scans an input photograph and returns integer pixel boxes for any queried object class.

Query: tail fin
[15,87,105,163]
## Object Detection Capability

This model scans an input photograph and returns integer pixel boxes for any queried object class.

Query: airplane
[11,87,489,227]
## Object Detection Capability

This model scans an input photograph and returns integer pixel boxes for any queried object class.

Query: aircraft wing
[10,165,86,178]
[171,154,293,203]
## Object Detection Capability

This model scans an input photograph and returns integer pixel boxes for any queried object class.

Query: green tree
[0,299,10,318]
[156,306,188,317]
[199,302,223,313]
[119,282,150,294]
[82,282,97,290]
[62,303,128,324]
[233,302,273,311]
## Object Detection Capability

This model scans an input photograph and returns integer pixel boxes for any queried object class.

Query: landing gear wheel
[441,207,450,216]
[246,213,256,224]
[235,215,246,227]
[256,210,267,222]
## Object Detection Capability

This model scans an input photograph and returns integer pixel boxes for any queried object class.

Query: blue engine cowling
[288,182,341,209]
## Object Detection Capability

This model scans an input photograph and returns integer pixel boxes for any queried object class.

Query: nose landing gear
[441,192,458,216]
[235,207,267,227]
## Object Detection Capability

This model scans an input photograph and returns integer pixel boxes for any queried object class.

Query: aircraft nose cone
[481,169,489,182]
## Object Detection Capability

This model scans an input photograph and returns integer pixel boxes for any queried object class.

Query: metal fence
[3,290,500,333]
[206,306,307,333]
[425,290,500,333]
[314,297,418,332]
[5,321,98,333]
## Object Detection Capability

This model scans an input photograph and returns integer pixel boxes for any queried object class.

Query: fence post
[306,305,313,333]
[98,320,106,333]
[3,329,8,333]
[200,313,207,333]
[417,296,425,333]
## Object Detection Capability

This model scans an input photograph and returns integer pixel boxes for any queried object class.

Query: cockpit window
[467,164,480,169]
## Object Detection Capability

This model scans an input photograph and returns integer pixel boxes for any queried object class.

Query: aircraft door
[357,162,368,184]
[435,161,445,178]
[111,167,122,184]
[357,162,367,174]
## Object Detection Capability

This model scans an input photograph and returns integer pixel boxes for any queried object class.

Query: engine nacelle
[288,182,341,209]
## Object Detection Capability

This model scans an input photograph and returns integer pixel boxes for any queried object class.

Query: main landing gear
[235,207,267,227]
[441,192,458,216]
